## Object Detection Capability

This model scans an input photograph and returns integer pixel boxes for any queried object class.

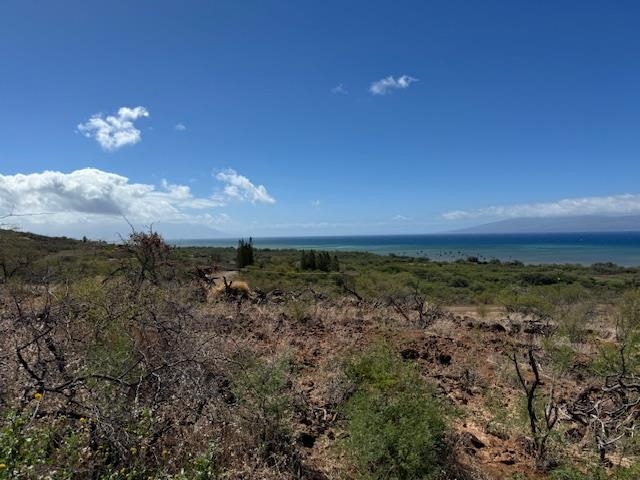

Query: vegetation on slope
[1,228,640,479]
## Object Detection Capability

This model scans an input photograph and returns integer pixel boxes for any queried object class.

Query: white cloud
[311,200,321,207]
[331,84,348,95]
[369,75,418,95]
[78,106,149,151]
[0,168,276,238]
[442,193,640,220]
[393,214,411,221]
[215,169,276,204]
[0,168,233,233]
[174,123,187,131]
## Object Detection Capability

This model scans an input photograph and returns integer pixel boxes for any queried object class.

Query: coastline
[171,232,640,267]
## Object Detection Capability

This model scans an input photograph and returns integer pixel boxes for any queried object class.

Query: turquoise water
[172,232,640,267]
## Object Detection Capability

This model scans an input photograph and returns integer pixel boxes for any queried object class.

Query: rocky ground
[200,289,618,479]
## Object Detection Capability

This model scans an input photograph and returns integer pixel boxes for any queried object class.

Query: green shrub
[285,299,310,323]
[549,465,590,480]
[0,410,51,479]
[549,462,640,480]
[0,407,90,479]
[342,345,447,479]
[231,353,295,468]
[450,276,469,288]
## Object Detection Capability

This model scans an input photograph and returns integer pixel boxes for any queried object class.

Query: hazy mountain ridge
[453,215,640,234]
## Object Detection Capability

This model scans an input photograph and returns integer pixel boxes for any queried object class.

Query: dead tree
[389,289,441,328]
[337,275,363,302]
[569,340,640,463]
[510,346,559,462]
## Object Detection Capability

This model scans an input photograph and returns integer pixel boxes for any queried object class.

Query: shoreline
[172,232,640,267]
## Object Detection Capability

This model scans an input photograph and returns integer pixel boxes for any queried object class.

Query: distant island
[452,214,640,234]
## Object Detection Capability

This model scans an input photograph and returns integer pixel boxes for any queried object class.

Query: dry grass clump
[209,279,251,300]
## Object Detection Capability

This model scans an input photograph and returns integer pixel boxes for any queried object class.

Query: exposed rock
[297,432,317,448]
[461,432,487,449]
[400,348,420,360]
[523,321,554,336]
[495,451,516,465]
[437,353,452,365]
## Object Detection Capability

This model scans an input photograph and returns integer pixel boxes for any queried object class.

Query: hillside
[1,230,640,479]
[0,228,87,252]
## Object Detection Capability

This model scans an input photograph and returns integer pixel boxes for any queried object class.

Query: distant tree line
[300,250,340,272]
[236,238,254,268]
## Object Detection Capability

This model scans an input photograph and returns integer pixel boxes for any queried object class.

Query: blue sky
[1,1,640,239]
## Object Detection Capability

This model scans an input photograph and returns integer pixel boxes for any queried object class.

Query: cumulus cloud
[174,123,187,131]
[0,169,229,227]
[330,84,348,95]
[0,168,277,238]
[369,75,418,95]
[78,106,149,151]
[393,214,411,221]
[442,193,640,220]
[215,169,276,204]
[0,168,274,225]
[0,168,275,239]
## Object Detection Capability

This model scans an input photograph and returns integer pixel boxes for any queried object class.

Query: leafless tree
[510,346,559,462]
[569,317,640,463]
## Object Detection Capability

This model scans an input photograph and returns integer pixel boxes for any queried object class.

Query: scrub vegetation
[1,228,640,479]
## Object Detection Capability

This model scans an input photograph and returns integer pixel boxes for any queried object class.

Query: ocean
[172,232,640,267]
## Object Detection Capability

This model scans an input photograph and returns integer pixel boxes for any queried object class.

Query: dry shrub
[209,279,251,300]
